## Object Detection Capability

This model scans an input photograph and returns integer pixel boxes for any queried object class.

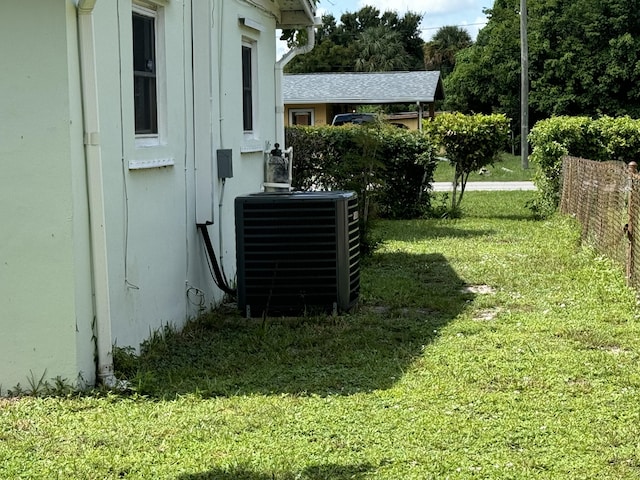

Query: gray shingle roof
[283,71,444,104]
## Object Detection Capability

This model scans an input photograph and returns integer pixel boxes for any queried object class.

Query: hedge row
[286,124,435,220]
[529,116,640,217]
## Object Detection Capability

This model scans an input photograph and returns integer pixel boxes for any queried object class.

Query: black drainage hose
[197,223,237,297]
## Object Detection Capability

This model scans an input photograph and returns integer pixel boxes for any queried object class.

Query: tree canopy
[444,0,640,125]
[282,7,425,73]
[529,0,640,118]
[443,0,520,121]
[423,26,472,78]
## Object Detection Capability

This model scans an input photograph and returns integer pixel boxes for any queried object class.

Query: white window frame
[241,38,261,152]
[289,108,315,126]
[132,2,167,148]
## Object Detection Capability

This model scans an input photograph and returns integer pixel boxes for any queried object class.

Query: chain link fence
[560,156,640,286]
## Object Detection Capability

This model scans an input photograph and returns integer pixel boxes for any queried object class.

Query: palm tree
[355,27,411,72]
[423,26,472,77]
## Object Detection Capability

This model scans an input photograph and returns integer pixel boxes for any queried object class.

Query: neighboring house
[283,71,445,129]
[0,0,316,391]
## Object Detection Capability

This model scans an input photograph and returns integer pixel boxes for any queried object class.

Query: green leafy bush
[424,112,510,211]
[528,116,590,218]
[286,123,435,253]
[286,123,435,220]
[529,115,640,218]
[590,116,640,162]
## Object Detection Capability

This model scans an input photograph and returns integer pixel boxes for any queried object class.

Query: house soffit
[277,0,316,28]
[237,0,315,28]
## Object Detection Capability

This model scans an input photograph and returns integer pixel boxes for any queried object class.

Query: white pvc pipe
[77,0,117,388]
[275,23,316,147]
[77,0,97,14]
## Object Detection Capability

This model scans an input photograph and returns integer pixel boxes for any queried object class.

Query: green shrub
[375,126,435,219]
[528,115,640,218]
[423,112,510,210]
[590,116,640,162]
[287,123,435,217]
[287,123,435,253]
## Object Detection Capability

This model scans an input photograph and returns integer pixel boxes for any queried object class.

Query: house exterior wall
[0,1,95,390]
[386,114,421,130]
[284,103,329,126]
[93,0,278,351]
[391,118,417,129]
[284,103,435,130]
[1,0,288,390]
[91,0,198,350]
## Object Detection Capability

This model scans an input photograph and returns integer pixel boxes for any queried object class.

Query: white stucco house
[0,0,316,392]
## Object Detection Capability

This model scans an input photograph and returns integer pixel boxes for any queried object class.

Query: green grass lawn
[433,153,536,182]
[3,191,640,479]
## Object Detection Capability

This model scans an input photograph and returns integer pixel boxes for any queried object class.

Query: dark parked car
[331,113,409,129]
[331,113,376,126]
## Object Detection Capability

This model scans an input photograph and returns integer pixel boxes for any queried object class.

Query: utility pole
[520,0,529,169]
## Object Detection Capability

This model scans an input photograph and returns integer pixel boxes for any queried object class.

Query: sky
[316,0,494,41]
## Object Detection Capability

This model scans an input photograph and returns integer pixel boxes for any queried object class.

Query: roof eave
[277,0,317,28]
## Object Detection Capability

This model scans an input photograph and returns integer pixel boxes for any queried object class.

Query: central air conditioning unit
[235,191,360,317]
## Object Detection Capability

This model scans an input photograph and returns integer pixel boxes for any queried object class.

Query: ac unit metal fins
[235,191,360,317]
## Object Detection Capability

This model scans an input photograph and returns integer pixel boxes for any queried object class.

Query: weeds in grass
[113,346,139,378]
[7,371,75,398]
[429,192,462,218]
[25,370,47,396]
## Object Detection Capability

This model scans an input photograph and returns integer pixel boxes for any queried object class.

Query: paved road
[431,181,536,192]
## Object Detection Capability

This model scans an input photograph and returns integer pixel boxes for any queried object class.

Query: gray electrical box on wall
[217,149,233,178]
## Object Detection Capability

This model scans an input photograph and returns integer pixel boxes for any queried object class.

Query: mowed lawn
[432,153,536,182]
[2,191,640,479]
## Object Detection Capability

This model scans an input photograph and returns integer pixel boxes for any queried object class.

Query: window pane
[134,76,157,134]
[294,113,311,125]
[133,14,155,74]
[242,45,253,132]
[133,12,158,135]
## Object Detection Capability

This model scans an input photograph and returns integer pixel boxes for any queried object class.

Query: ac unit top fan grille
[235,191,359,317]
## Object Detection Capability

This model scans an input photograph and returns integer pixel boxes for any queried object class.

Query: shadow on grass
[177,462,374,479]
[118,253,471,398]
